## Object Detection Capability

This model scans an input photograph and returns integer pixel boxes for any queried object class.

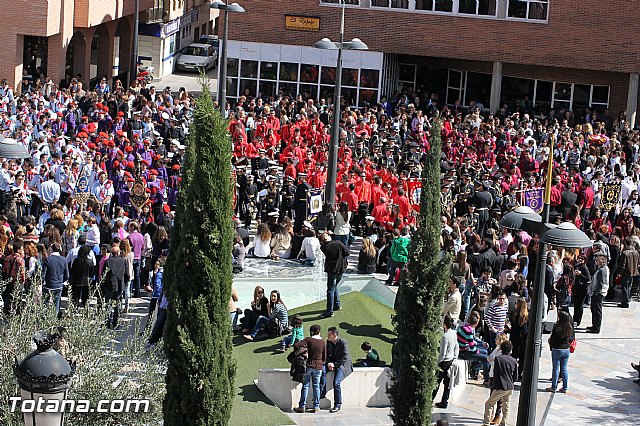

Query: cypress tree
[388,118,450,425]
[163,79,236,425]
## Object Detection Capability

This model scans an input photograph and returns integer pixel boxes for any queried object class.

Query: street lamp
[13,331,76,426]
[211,0,245,114]
[508,136,592,425]
[313,0,368,207]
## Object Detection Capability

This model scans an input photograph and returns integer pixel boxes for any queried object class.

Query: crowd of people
[2,66,640,421]
[225,87,640,420]
[0,72,186,336]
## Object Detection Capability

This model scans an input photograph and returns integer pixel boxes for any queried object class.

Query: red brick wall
[225,0,640,75]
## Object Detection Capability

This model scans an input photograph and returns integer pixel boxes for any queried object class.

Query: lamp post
[313,0,368,207]
[13,331,76,426]
[509,136,592,425]
[129,0,140,88]
[210,0,245,114]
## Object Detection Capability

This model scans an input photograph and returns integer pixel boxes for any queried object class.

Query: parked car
[174,43,217,73]
[199,35,220,52]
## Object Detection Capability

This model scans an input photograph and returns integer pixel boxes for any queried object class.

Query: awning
[0,137,31,159]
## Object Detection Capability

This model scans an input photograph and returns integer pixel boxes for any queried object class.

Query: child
[276,314,303,352]
[486,332,509,424]
[356,341,380,367]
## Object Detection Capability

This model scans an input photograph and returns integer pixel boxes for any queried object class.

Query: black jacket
[326,338,353,377]
[321,240,349,274]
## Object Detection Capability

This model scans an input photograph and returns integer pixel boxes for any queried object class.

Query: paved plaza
[238,255,640,426]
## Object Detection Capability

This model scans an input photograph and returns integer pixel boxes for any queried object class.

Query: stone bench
[255,361,467,411]
[256,367,391,410]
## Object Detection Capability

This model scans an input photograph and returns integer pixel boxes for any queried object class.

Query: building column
[627,73,639,128]
[490,61,502,113]
[47,33,67,84]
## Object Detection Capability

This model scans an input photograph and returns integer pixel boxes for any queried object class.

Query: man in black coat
[321,327,353,413]
[320,233,349,317]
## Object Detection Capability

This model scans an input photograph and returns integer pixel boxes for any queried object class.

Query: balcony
[74,0,156,28]
[144,0,166,23]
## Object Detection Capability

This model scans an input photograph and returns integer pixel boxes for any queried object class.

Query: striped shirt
[485,301,508,332]
[270,303,289,328]
[457,323,478,354]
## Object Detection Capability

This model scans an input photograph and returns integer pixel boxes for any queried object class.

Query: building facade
[0,0,157,89]
[223,0,640,125]
[138,0,219,79]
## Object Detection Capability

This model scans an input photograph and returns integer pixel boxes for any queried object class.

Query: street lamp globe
[227,3,245,12]
[348,38,368,50]
[314,38,337,50]
[210,0,225,9]
[13,331,76,426]
[540,222,593,248]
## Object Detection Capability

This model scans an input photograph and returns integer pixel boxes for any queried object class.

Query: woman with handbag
[546,310,575,393]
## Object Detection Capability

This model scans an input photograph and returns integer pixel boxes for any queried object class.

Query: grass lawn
[229,291,396,426]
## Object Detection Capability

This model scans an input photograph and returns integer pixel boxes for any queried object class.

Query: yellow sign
[285,15,320,32]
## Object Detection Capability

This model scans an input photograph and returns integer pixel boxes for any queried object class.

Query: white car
[174,43,218,73]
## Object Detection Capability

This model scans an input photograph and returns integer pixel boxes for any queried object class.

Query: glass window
[458,0,477,14]
[500,76,535,110]
[259,81,277,99]
[528,1,548,20]
[464,72,492,108]
[300,64,320,83]
[239,79,257,97]
[534,80,552,109]
[240,60,258,78]
[592,86,609,105]
[226,78,238,98]
[572,84,591,110]
[435,0,453,12]
[341,68,359,87]
[360,69,380,88]
[415,0,434,11]
[478,0,497,15]
[299,84,318,100]
[507,0,527,19]
[259,61,278,80]
[399,64,416,82]
[321,67,336,85]
[341,87,358,107]
[278,82,298,98]
[554,82,572,102]
[446,88,461,106]
[359,89,379,106]
[226,58,239,78]
[279,62,298,81]
[320,85,336,104]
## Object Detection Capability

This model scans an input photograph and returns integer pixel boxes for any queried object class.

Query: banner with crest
[74,164,92,205]
[601,183,621,211]
[524,188,544,213]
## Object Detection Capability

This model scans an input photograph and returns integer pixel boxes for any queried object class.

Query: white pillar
[627,73,639,128]
[490,61,503,113]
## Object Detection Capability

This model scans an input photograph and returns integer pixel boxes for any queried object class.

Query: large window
[500,77,609,113]
[507,0,549,21]
[371,0,409,9]
[227,58,379,106]
[415,0,454,12]
[458,0,497,16]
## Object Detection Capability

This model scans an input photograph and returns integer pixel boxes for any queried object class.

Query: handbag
[569,338,577,353]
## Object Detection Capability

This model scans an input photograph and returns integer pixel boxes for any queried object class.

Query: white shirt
[299,237,321,261]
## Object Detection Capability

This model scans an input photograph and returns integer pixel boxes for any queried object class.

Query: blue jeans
[249,315,270,338]
[299,367,322,409]
[551,348,570,391]
[281,334,294,347]
[43,288,62,315]
[461,280,475,320]
[460,347,490,381]
[326,273,343,314]
[230,311,238,331]
[320,365,345,407]
[132,259,141,297]
[333,234,349,247]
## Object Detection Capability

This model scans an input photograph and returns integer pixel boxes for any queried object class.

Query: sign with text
[285,15,320,32]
